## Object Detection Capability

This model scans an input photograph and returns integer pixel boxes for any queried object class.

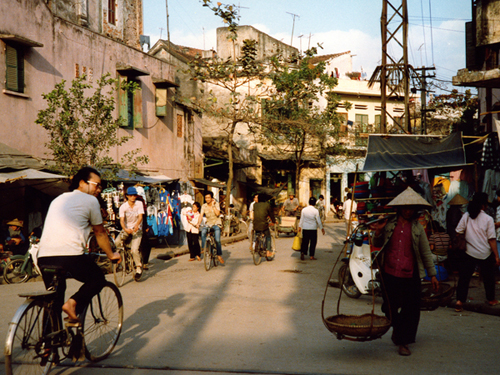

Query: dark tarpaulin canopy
[362,132,466,172]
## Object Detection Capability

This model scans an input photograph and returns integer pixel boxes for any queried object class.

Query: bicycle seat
[18,290,56,299]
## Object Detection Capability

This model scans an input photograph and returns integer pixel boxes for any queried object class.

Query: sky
[143,0,473,95]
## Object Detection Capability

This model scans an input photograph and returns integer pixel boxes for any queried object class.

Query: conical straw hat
[387,187,432,207]
[448,194,468,206]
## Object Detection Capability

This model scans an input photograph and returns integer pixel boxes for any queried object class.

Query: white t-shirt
[38,190,103,257]
[119,201,145,230]
[343,199,357,218]
[456,211,496,260]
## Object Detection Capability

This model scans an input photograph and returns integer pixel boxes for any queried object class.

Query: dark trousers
[187,231,201,258]
[381,270,421,346]
[38,255,106,316]
[456,252,496,303]
[141,235,151,264]
[301,229,318,257]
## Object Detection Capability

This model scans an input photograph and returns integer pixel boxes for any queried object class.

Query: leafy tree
[36,73,149,179]
[185,1,270,212]
[260,48,349,197]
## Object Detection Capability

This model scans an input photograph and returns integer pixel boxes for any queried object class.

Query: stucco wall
[476,0,500,47]
[217,26,298,62]
[0,0,201,179]
[46,0,142,49]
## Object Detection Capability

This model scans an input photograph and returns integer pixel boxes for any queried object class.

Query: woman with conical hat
[370,187,439,357]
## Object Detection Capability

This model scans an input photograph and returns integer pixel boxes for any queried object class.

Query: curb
[156,232,248,260]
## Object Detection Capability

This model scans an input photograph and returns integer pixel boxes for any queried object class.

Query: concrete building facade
[453,0,500,134]
[0,0,203,179]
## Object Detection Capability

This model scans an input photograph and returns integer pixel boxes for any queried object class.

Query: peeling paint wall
[46,0,142,49]
[217,26,299,62]
[476,0,500,46]
[0,0,201,179]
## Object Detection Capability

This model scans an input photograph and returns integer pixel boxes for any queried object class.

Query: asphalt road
[1,222,500,375]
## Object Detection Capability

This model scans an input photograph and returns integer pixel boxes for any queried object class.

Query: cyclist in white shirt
[38,167,121,323]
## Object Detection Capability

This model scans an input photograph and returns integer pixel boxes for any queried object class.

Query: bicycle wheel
[3,259,29,284]
[338,264,361,299]
[82,282,123,362]
[5,300,55,375]
[211,242,219,267]
[113,249,126,287]
[253,237,263,266]
[204,241,212,271]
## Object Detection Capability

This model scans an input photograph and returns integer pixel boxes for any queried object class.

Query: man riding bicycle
[199,191,224,264]
[252,198,276,258]
[115,186,144,281]
[37,167,121,324]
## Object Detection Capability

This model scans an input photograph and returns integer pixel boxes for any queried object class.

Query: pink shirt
[384,220,414,278]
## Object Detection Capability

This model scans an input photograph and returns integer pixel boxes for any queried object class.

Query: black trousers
[456,252,496,303]
[38,255,106,316]
[381,270,421,346]
[301,229,318,257]
[187,231,201,258]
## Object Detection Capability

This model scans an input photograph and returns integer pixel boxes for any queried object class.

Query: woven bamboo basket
[324,313,391,341]
[420,282,455,310]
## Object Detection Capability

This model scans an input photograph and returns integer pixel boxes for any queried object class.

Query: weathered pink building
[0,0,203,179]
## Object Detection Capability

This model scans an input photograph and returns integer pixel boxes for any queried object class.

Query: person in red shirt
[371,187,438,357]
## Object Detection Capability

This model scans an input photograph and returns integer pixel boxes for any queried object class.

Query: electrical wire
[420,0,428,67]
[429,0,435,67]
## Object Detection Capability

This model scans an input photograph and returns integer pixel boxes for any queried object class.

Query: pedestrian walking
[298,197,325,260]
[455,192,500,312]
[370,187,438,357]
[184,202,201,261]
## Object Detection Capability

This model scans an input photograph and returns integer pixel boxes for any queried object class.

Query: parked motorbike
[3,234,41,284]
[337,218,388,298]
[222,205,248,237]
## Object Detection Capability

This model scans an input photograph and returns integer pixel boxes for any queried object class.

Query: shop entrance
[330,173,342,203]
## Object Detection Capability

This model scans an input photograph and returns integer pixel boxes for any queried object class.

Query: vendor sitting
[428,222,451,265]
[2,218,28,256]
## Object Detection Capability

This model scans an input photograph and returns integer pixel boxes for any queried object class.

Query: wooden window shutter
[155,88,167,117]
[108,0,116,25]
[133,85,143,128]
[6,44,19,92]
[117,74,130,127]
[177,114,183,137]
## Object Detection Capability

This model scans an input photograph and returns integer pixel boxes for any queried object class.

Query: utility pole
[166,0,170,45]
[298,34,304,53]
[414,66,436,134]
[286,12,300,46]
[370,0,413,134]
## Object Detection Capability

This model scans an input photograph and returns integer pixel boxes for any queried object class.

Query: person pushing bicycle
[252,197,276,258]
[37,167,121,325]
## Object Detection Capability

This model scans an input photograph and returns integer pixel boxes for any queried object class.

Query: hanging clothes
[481,132,500,171]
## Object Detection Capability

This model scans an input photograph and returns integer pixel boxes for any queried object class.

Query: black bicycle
[252,230,275,265]
[203,226,220,271]
[4,266,123,375]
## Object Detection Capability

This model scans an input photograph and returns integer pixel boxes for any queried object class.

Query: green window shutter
[155,88,167,117]
[6,44,19,92]
[133,86,143,128]
[117,74,131,128]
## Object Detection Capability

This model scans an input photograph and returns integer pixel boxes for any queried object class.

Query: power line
[409,23,464,33]
[429,0,435,66]
[420,0,428,66]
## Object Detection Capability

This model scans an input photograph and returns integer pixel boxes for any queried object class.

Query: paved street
[1,222,500,375]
